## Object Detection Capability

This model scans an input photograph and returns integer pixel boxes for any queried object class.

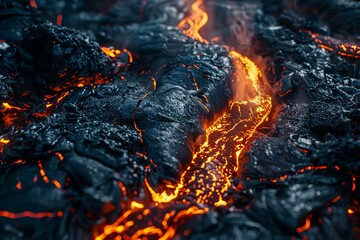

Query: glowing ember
[101,47,122,58]
[0,138,10,144]
[296,217,311,233]
[305,30,360,59]
[101,47,133,63]
[29,0,37,8]
[53,180,62,189]
[2,102,26,111]
[0,210,57,219]
[55,152,64,161]
[130,201,144,209]
[151,77,157,91]
[38,160,49,184]
[56,15,63,26]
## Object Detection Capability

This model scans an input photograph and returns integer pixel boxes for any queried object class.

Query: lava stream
[96,0,272,239]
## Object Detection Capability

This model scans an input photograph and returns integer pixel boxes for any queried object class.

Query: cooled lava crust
[0,1,359,240]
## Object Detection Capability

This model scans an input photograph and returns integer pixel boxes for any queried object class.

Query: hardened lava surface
[0,0,359,240]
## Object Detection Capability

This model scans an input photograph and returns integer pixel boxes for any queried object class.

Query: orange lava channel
[96,0,272,239]
[145,52,271,206]
[145,0,271,207]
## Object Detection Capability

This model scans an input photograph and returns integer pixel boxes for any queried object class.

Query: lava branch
[95,205,208,240]
[304,30,360,59]
[178,0,209,44]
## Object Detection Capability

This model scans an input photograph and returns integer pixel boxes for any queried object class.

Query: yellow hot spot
[101,47,122,58]
[130,201,144,209]
[0,138,10,144]
[132,226,163,239]
[2,102,26,111]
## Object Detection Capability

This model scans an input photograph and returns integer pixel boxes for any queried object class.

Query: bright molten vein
[96,0,272,239]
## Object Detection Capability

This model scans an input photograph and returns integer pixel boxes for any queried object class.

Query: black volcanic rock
[0,0,359,240]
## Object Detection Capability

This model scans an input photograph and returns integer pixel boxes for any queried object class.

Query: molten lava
[95,0,272,239]
[101,47,134,63]
[144,51,271,206]
[178,0,208,44]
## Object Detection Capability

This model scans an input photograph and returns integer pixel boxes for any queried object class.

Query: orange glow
[123,49,133,63]
[45,103,53,108]
[178,0,209,44]
[55,152,64,161]
[12,159,25,165]
[0,138,10,144]
[132,226,163,239]
[16,181,22,190]
[117,181,128,197]
[101,46,134,74]
[130,201,144,209]
[348,209,354,214]
[0,210,55,219]
[2,102,26,111]
[38,161,49,183]
[151,77,157,91]
[53,180,61,189]
[297,217,311,233]
[306,30,360,59]
[56,15,63,25]
[352,176,356,191]
[56,91,69,104]
[132,92,150,144]
[101,47,121,58]
[95,206,207,240]
[197,99,210,112]
[2,96,68,124]
[101,47,133,63]
[29,0,37,8]
[331,195,341,204]
[96,209,137,240]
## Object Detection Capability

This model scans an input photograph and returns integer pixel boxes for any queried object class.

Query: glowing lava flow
[101,47,134,63]
[95,53,272,238]
[95,0,272,239]
[96,205,208,240]
[178,0,208,44]
[305,30,360,59]
[145,52,271,206]
[0,210,62,219]
[144,0,271,207]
